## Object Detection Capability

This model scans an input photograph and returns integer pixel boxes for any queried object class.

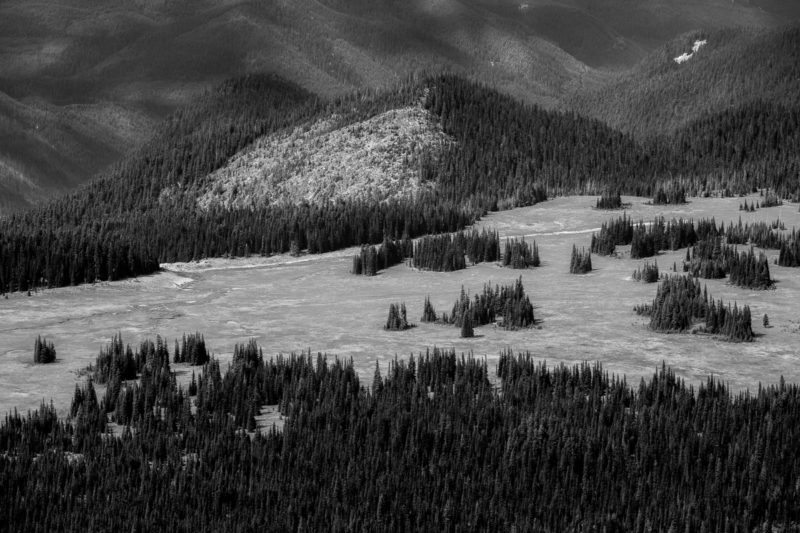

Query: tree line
[3,335,800,530]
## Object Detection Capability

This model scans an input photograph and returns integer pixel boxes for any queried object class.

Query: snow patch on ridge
[674,40,707,64]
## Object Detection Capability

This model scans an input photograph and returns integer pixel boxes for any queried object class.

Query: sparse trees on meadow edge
[596,191,623,209]
[652,185,687,205]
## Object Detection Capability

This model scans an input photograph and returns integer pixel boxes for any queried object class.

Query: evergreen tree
[421,296,438,323]
[460,312,474,338]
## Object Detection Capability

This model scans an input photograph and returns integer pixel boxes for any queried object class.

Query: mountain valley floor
[2,194,800,415]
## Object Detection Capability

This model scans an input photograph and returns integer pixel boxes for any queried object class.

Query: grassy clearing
[1,194,799,415]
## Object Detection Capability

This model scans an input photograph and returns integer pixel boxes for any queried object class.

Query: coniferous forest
[3,47,800,532]
[1,73,800,293]
[1,336,799,531]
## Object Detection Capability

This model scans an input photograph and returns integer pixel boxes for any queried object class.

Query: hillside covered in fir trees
[2,71,800,294]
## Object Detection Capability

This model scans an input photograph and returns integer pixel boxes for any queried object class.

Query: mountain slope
[566,25,800,138]
[195,106,450,210]
[2,0,797,212]
[0,91,152,213]
[4,73,800,293]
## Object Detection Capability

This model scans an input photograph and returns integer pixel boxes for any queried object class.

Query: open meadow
[2,194,800,415]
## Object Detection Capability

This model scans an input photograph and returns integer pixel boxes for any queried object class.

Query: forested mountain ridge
[1,0,798,210]
[567,25,800,139]
[2,73,800,293]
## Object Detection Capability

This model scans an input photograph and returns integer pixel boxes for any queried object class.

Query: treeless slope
[195,106,451,209]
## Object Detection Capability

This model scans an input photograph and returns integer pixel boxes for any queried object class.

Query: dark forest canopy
[2,336,800,531]
[2,73,800,293]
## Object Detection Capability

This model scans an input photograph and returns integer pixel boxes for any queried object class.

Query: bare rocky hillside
[196,106,451,209]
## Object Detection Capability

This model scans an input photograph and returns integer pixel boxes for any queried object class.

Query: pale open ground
[2,194,799,416]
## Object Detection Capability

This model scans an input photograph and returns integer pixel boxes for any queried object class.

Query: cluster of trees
[739,199,760,212]
[173,333,210,365]
[351,236,412,275]
[595,191,623,209]
[91,335,178,383]
[728,248,773,289]
[686,238,773,289]
[638,275,754,341]
[684,237,734,279]
[738,192,781,212]
[761,190,783,208]
[590,213,634,255]
[421,296,437,323]
[632,261,660,282]
[501,237,540,268]
[412,229,500,272]
[725,219,784,249]
[778,231,800,267]
[384,303,413,331]
[442,278,536,331]
[569,246,592,274]
[631,217,698,259]
[651,185,687,205]
[591,215,698,258]
[32,336,56,364]
[3,336,800,530]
